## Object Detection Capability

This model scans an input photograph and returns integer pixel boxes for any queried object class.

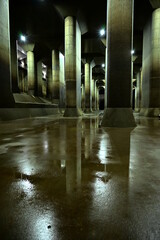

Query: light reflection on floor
[0,115,160,239]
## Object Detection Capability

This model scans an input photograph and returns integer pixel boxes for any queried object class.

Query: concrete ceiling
[9,0,153,79]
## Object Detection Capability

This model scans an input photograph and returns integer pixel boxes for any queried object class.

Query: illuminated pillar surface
[0,0,14,106]
[81,83,85,110]
[101,0,136,127]
[135,71,141,112]
[52,50,60,104]
[47,67,53,100]
[96,87,99,110]
[59,52,65,109]
[26,44,35,95]
[64,16,82,117]
[141,8,160,117]
[84,63,92,113]
[92,80,96,111]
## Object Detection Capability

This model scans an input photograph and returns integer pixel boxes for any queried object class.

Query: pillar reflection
[104,128,134,178]
[62,119,82,194]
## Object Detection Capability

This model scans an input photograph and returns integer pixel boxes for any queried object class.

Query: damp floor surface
[0,114,160,240]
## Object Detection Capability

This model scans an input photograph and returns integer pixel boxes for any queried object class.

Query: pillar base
[63,108,82,117]
[140,108,160,117]
[84,108,93,113]
[134,108,140,113]
[101,108,136,128]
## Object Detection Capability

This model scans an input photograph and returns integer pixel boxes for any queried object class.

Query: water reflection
[104,128,134,177]
[62,119,82,194]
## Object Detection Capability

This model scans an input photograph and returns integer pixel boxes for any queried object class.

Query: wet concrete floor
[0,114,160,240]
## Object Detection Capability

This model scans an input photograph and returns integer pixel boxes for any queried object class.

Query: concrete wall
[141,9,160,116]
[0,0,14,107]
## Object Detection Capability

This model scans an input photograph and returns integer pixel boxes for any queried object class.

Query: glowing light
[20,34,26,42]
[21,61,25,68]
[42,63,47,68]
[131,50,135,55]
[42,70,47,79]
[61,160,66,168]
[102,63,105,68]
[99,29,105,37]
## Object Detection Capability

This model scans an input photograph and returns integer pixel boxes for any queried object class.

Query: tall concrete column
[95,80,97,110]
[59,52,65,109]
[101,0,136,127]
[84,62,92,113]
[37,61,43,96]
[10,40,19,93]
[64,16,82,117]
[141,8,160,117]
[27,51,35,95]
[47,67,53,100]
[135,70,142,112]
[96,87,99,110]
[52,50,60,104]
[42,80,47,98]
[81,83,85,110]
[25,44,35,95]
[92,80,96,111]
[0,0,14,107]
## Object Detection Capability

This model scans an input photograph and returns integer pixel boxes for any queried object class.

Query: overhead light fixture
[131,50,135,55]
[102,63,105,68]
[20,34,26,42]
[99,29,105,37]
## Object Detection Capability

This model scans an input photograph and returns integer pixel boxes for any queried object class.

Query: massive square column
[141,8,160,117]
[92,79,96,111]
[26,45,35,95]
[0,0,14,107]
[64,16,82,117]
[84,62,92,113]
[135,70,142,112]
[36,61,43,96]
[101,0,136,127]
[52,50,60,104]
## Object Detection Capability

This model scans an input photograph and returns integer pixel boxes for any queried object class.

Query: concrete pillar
[95,80,97,110]
[59,52,65,109]
[42,80,47,98]
[92,80,96,111]
[96,87,99,110]
[84,63,92,113]
[19,69,27,93]
[47,67,53,100]
[10,40,19,93]
[52,50,60,104]
[64,16,82,117]
[81,83,85,110]
[141,8,160,117]
[101,0,136,127]
[0,0,14,107]
[26,47,35,95]
[37,61,43,96]
[135,71,142,112]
